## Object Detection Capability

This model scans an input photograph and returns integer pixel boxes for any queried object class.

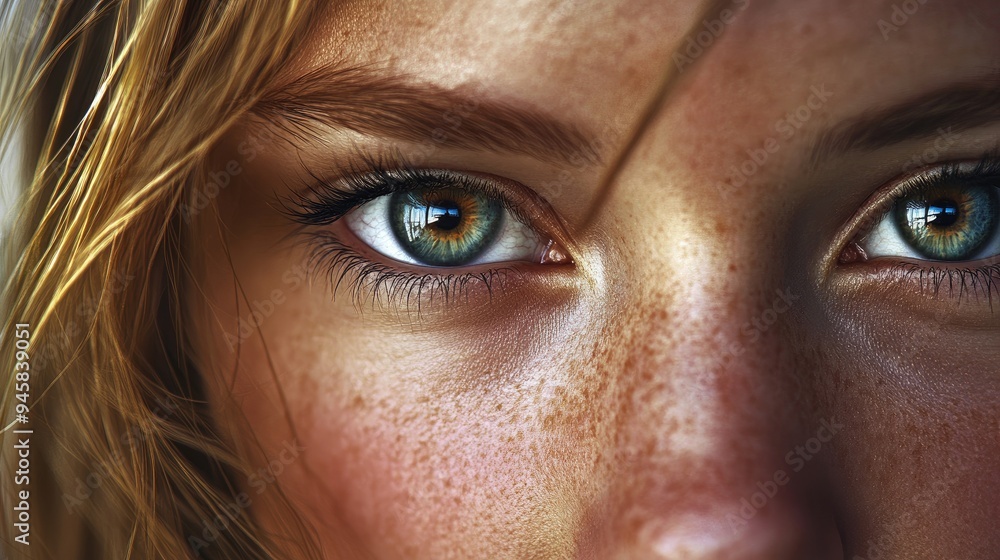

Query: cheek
[188,233,625,558]
[814,310,1000,552]
[283,366,580,559]
[226,336,616,558]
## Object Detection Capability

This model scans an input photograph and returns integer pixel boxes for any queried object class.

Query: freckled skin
[188,1,1000,558]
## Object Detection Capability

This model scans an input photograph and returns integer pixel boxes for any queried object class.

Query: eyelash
[298,231,522,314]
[841,152,1000,305]
[282,153,535,227]
[281,153,546,312]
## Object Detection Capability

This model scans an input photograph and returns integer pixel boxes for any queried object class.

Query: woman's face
[189,0,1000,557]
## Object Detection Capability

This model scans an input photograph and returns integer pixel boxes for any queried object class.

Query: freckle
[666,417,680,433]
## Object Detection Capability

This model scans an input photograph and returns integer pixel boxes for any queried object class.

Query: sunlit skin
[187,0,1000,558]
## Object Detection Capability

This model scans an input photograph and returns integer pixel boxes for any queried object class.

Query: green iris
[389,187,503,266]
[894,183,999,260]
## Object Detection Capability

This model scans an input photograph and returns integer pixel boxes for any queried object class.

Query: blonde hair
[1,1,327,557]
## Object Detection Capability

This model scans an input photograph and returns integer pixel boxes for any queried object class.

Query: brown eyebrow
[810,73,1000,166]
[251,64,603,166]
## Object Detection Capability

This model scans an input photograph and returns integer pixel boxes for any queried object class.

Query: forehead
[292,0,1000,115]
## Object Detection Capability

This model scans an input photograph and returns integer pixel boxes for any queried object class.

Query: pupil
[893,185,999,262]
[427,201,462,231]
[389,188,502,267]
[925,198,959,229]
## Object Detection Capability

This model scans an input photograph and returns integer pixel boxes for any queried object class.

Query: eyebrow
[251,64,603,166]
[810,74,1000,166]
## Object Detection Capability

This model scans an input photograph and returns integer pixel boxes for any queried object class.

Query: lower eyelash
[299,231,521,315]
[893,261,1000,310]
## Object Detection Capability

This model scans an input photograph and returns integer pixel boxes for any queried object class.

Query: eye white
[343,194,550,267]
[861,206,1000,261]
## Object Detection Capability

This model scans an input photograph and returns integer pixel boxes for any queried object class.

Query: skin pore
[187,0,1000,558]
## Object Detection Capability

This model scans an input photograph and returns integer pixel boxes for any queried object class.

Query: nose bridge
[606,165,800,453]
[591,262,833,557]
[580,154,840,556]
[597,98,808,468]
[614,238,804,500]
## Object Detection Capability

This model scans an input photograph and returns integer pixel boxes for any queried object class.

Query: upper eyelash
[897,152,1000,197]
[279,151,533,228]
[852,151,1000,248]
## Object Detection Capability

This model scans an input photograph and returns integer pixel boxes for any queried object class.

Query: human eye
[344,175,562,267]
[836,154,1000,303]
[282,155,572,311]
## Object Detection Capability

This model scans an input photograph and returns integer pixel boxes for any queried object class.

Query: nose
[637,509,836,559]
[575,192,843,558]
